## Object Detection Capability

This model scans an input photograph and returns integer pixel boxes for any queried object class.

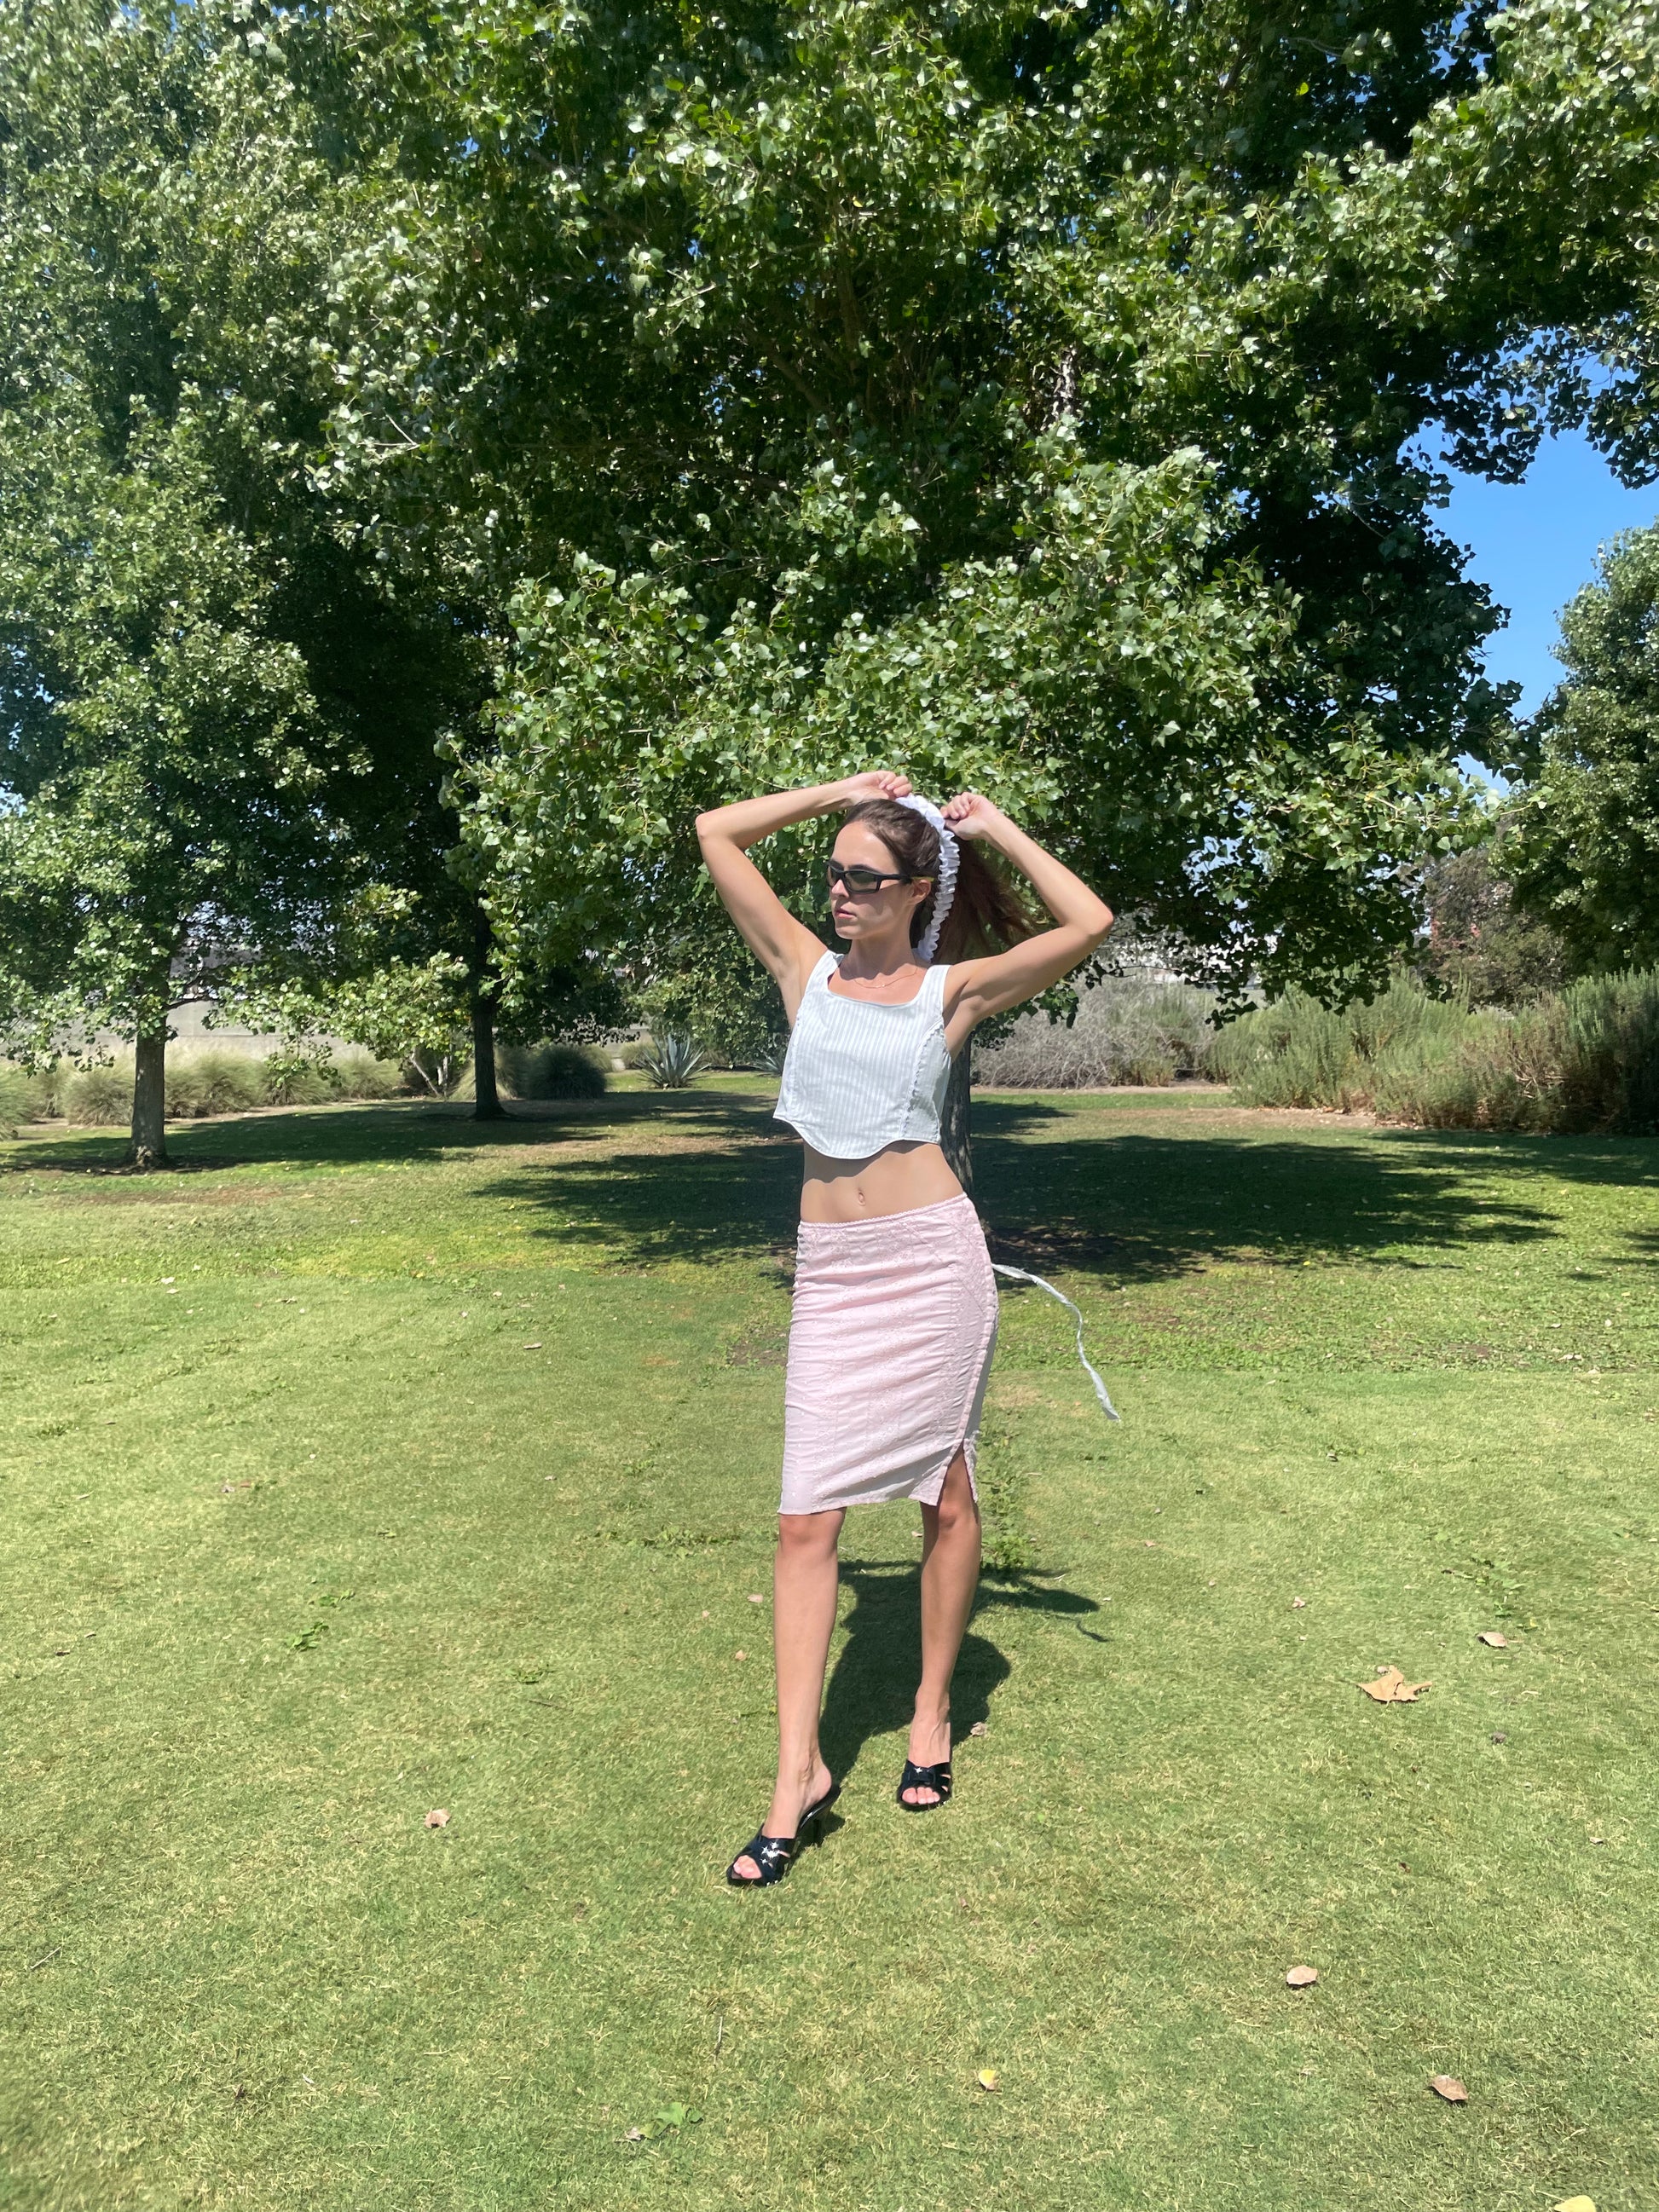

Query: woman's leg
[731,1505,844,1878]
[905,1448,980,1804]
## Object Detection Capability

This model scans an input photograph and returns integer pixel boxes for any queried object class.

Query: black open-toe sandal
[896,1758,952,1811]
[725,1779,841,1887]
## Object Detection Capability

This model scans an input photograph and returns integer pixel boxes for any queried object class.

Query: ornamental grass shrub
[0,1065,30,1135]
[14,1045,408,1125]
[332,1048,404,1100]
[974,977,1219,1089]
[66,1065,133,1123]
[498,1041,608,1100]
[1212,968,1659,1134]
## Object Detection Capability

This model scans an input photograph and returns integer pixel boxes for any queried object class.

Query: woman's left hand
[940,791,1008,840]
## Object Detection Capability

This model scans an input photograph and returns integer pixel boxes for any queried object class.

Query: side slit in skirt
[779,1193,997,1516]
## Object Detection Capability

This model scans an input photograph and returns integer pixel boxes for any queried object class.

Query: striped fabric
[773,952,954,1159]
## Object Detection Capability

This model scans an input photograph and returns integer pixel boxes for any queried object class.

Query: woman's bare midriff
[798,1139,964,1223]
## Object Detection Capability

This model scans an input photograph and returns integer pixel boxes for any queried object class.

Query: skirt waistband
[795,1192,979,1246]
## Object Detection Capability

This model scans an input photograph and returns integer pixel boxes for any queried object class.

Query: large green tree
[0,0,512,1158]
[1507,523,1659,971]
[323,0,1659,1020]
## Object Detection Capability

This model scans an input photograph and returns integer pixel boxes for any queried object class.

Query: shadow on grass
[12,1092,1658,1283]
[491,1116,1659,1280]
[818,1559,1099,1788]
[0,1090,779,1175]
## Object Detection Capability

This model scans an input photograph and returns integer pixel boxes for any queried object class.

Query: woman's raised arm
[939,794,1113,1045]
[697,771,913,1010]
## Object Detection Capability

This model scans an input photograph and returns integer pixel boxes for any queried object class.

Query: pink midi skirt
[779,1193,998,1515]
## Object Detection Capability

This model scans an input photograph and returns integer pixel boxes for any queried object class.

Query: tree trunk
[941,1037,974,1198]
[471,984,506,1119]
[129,1025,168,1169]
[471,905,506,1121]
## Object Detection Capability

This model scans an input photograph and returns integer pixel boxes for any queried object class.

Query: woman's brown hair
[840,799,1038,961]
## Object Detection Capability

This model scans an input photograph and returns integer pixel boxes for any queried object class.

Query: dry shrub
[975,978,1217,1089]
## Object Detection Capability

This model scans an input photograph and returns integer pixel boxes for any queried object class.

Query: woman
[697,770,1112,1886]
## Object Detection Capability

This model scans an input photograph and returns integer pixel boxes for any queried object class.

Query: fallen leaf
[969,1720,987,1737]
[523,1341,543,1350]
[1491,1731,1507,1744]
[1477,1631,1508,1648]
[734,1649,747,1661]
[1285,1965,1319,1988]
[975,2068,1001,2092]
[1553,2198,1597,2211]
[1429,2075,1468,2103]
[1292,1596,1307,1609]
[1360,1666,1432,1703]
[424,1808,450,1829]
[747,1593,764,1604]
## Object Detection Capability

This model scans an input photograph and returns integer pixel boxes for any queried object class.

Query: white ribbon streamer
[991,1262,1120,1423]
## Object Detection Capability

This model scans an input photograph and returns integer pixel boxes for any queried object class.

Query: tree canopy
[324,0,1659,1007]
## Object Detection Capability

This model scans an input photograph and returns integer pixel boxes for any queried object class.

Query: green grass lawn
[3,1083,1657,2211]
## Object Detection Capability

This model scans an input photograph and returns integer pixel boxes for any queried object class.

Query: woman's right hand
[834,770,912,810]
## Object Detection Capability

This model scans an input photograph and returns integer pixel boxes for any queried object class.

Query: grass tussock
[497,1040,608,1100]
[1212,967,1659,1134]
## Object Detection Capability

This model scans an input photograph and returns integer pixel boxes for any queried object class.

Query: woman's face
[828,823,931,948]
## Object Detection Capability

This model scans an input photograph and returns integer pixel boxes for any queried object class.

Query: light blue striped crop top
[773,953,954,1159]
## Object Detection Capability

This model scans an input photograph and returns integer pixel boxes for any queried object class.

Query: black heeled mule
[896,1757,952,1811]
[725,1778,841,1887]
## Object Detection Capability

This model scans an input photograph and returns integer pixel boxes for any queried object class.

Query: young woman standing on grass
[697,770,1112,1886]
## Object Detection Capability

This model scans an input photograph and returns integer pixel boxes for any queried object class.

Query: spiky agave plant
[639,1033,708,1089]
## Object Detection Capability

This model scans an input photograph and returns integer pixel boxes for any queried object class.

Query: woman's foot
[900,1713,951,1806]
[729,1759,835,1883]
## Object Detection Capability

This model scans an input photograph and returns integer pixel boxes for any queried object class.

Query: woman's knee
[777,1509,841,1559]
[934,1455,979,1533]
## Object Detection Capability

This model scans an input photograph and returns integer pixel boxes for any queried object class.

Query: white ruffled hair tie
[893,794,959,964]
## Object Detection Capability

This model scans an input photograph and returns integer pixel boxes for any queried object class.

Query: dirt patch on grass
[54,1180,292,1206]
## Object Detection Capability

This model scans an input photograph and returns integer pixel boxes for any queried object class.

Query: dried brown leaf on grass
[975,2069,1001,2092]
[1477,1631,1508,1647]
[424,1808,450,1829]
[1360,1666,1431,1703]
[1285,1965,1319,1988]
[1429,2075,1467,2102]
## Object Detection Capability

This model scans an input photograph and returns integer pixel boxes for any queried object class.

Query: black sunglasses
[826,858,915,895]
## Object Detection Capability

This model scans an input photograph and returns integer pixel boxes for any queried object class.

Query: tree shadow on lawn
[817,1558,1099,1792]
[14,1094,1657,1284]
[0,1089,789,1177]
[481,1112,1659,1284]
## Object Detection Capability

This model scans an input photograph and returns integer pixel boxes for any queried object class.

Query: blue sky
[1435,427,1659,716]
